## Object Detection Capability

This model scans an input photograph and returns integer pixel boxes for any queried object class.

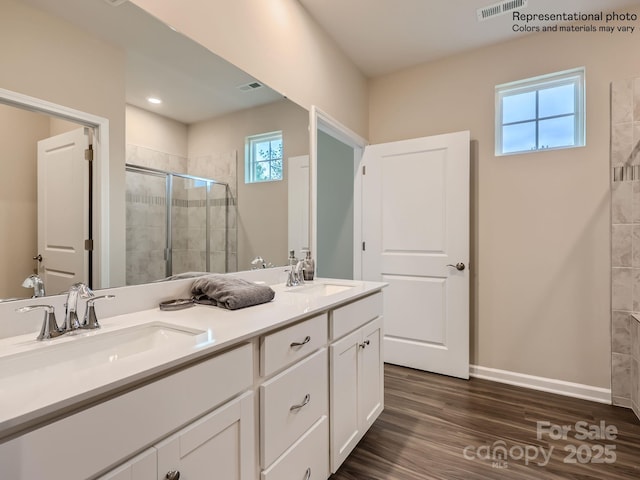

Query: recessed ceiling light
[147,97,162,104]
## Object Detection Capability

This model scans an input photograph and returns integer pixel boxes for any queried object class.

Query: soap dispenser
[302,250,315,281]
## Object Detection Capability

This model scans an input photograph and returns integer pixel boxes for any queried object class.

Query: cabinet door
[330,317,385,473]
[97,449,157,480]
[155,391,255,480]
[359,316,384,431]
[329,328,361,472]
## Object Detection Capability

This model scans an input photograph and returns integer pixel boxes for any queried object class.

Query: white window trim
[495,67,586,156]
[244,130,283,183]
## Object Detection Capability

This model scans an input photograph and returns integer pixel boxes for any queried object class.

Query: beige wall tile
[612,352,631,399]
[613,311,632,355]
[612,224,632,267]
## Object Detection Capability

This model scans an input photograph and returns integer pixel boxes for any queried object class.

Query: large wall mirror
[0,0,310,301]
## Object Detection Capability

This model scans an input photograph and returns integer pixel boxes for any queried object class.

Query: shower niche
[125,163,236,285]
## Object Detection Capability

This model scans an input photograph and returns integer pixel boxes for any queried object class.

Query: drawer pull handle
[290,336,311,348]
[304,467,311,479]
[359,340,371,349]
[290,393,311,412]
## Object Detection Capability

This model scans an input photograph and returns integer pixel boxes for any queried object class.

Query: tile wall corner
[611,77,640,422]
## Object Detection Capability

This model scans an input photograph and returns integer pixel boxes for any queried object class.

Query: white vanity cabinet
[97,449,157,480]
[155,391,255,480]
[99,392,255,480]
[258,314,330,479]
[1,343,254,480]
[0,282,385,480]
[329,293,384,473]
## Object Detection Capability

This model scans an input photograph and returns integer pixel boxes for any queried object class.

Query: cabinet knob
[290,335,311,348]
[359,340,370,349]
[165,470,180,480]
[304,467,311,480]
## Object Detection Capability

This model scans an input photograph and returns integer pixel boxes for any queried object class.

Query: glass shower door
[125,167,168,285]
[171,175,209,275]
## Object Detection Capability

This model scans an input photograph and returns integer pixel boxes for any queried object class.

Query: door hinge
[362,165,366,175]
[362,241,366,251]
[85,145,94,162]
[84,239,94,251]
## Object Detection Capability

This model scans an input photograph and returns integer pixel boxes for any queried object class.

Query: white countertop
[0,278,384,440]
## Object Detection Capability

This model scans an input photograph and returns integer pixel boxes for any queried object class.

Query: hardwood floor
[330,364,640,480]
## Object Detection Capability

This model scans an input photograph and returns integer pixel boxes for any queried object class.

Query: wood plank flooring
[330,364,640,480]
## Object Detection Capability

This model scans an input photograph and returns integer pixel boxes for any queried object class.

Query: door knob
[446,262,465,271]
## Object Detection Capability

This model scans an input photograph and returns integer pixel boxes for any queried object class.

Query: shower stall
[125,164,236,285]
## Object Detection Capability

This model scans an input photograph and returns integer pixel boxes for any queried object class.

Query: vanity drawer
[260,313,327,377]
[260,348,328,468]
[261,416,329,480]
[330,292,382,340]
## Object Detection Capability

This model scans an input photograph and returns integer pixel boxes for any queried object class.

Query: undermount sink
[0,322,206,383]
[286,282,354,297]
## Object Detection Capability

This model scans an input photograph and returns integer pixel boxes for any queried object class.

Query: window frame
[495,67,585,156]
[244,130,284,184]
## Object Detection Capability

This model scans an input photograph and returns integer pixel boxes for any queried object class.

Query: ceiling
[21,0,283,124]
[298,0,640,77]
[20,0,640,122]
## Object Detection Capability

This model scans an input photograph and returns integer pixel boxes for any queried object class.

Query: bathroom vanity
[0,273,385,479]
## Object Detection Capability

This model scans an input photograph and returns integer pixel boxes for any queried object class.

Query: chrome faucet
[16,283,115,340]
[64,282,94,333]
[250,256,274,269]
[17,284,115,341]
[286,261,306,287]
[16,304,64,340]
[22,274,45,298]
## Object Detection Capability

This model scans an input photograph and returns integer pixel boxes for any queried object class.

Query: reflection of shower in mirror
[125,164,236,286]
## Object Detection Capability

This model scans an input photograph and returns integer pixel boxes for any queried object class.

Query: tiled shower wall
[125,145,237,285]
[610,77,640,420]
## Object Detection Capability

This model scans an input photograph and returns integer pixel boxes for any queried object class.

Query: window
[245,131,283,183]
[495,67,585,156]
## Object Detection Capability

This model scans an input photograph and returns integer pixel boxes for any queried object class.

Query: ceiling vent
[102,0,129,6]
[477,0,528,21]
[237,81,264,92]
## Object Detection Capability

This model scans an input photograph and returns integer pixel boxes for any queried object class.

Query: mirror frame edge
[309,106,368,280]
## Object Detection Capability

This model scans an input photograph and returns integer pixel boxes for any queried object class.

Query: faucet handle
[17,304,64,341]
[81,295,115,330]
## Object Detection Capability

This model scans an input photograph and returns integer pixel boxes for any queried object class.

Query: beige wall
[129,0,368,137]
[1,0,126,287]
[126,105,188,158]
[0,105,49,299]
[369,15,640,389]
[188,99,309,270]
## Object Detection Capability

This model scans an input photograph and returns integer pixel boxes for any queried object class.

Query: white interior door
[288,154,310,254]
[37,127,90,295]
[361,131,470,379]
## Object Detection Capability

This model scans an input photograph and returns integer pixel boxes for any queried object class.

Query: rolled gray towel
[191,275,275,310]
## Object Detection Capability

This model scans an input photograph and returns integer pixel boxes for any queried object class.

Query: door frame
[309,106,367,279]
[0,87,110,288]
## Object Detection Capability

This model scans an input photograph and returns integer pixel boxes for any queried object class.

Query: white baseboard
[470,365,611,405]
